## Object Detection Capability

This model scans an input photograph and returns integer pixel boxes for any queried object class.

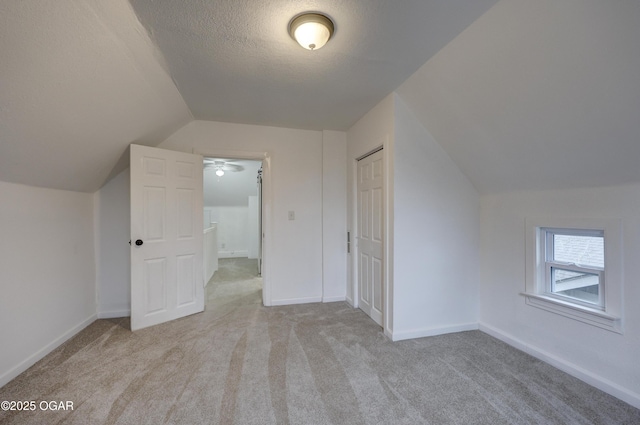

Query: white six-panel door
[357,149,384,326]
[130,144,204,331]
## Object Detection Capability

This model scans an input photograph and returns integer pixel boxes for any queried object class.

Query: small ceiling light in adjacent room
[216,169,224,177]
[289,12,335,50]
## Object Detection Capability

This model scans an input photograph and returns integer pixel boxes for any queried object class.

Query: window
[524,218,623,333]
[544,229,604,308]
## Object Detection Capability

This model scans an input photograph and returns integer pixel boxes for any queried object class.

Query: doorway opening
[202,157,264,307]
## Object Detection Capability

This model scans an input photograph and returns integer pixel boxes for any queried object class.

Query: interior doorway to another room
[203,157,264,304]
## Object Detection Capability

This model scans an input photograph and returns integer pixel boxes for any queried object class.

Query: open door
[130,144,204,331]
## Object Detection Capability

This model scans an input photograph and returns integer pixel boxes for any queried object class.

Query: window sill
[521,292,622,334]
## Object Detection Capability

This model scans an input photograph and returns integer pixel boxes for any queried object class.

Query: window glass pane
[553,234,604,268]
[551,267,599,304]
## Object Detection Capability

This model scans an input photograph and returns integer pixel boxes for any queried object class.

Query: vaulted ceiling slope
[129,0,498,131]
[0,0,191,192]
[9,1,633,197]
[397,0,640,194]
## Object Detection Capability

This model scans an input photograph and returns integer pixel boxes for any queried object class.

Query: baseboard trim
[218,250,248,259]
[345,295,355,307]
[384,327,394,340]
[97,309,130,319]
[479,322,640,409]
[322,295,346,303]
[0,314,96,388]
[390,322,479,342]
[270,296,322,306]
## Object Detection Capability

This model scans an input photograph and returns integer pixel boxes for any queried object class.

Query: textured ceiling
[0,0,498,193]
[6,0,635,196]
[0,0,192,192]
[398,0,640,193]
[129,0,498,131]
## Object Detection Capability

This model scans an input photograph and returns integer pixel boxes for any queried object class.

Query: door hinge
[347,231,350,254]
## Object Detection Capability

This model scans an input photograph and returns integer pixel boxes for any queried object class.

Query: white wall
[95,169,130,318]
[479,183,640,408]
[322,130,348,302]
[160,121,326,305]
[248,196,259,259]
[203,224,218,284]
[0,181,96,387]
[392,95,480,340]
[206,206,249,258]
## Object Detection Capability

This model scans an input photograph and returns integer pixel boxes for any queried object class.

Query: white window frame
[543,227,605,309]
[524,218,623,334]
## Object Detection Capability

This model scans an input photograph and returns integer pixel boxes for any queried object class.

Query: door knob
[135,239,143,246]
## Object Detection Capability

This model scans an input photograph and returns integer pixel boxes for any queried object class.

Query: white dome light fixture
[215,169,224,177]
[289,12,335,51]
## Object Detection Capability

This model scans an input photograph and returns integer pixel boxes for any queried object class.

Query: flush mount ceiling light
[288,12,335,51]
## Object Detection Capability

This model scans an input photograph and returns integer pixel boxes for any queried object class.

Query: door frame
[195,148,273,306]
[350,144,392,337]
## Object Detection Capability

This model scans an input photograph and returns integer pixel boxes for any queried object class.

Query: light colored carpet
[1,258,638,424]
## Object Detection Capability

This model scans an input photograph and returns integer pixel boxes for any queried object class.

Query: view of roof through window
[553,234,604,268]
[551,233,604,305]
